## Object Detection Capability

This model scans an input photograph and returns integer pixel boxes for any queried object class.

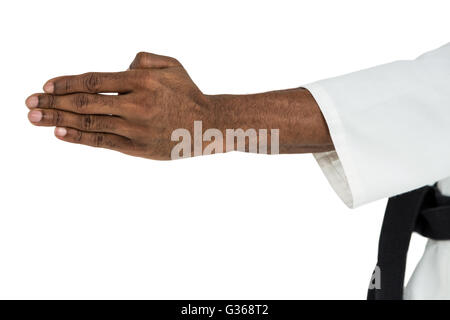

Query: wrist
[205,94,239,131]
[204,93,278,154]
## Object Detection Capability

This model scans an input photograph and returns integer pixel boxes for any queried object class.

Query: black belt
[367,185,450,300]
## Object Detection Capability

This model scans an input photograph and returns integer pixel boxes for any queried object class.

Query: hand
[26,52,333,159]
[26,52,215,160]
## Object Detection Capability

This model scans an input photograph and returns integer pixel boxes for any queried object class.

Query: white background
[0,0,448,299]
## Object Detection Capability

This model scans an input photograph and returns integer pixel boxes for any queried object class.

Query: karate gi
[303,43,450,300]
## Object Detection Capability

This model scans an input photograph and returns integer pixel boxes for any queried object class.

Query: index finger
[43,71,137,95]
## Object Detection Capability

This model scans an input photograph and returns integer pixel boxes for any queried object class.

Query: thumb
[129,52,180,69]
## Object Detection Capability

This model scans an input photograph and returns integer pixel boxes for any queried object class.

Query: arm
[25,52,333,159]
[208,89,333,154]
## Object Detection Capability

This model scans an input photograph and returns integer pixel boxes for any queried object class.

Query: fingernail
[26,96,39,108]
[43,82,54,93]
[55,127,67,137]
[28,110,42,123]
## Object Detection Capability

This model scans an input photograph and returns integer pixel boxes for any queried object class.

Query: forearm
[207,88,334,154]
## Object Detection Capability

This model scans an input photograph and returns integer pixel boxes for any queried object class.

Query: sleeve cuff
[305,82,364,208]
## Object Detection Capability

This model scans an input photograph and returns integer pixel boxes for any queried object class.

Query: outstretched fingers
[43,71,137,95]
[26,92,128,116]
[27,108,131,136]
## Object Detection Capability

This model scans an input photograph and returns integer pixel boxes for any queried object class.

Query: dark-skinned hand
[26,52,333,159]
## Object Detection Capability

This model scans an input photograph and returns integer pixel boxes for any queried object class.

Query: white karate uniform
[303,43,450,300]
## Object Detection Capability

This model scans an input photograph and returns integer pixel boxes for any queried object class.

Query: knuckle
[75,130,83,142]
[39,94,55,108]
[94,133,105,147]
[82,72,101,92]
[74,94,90,111]
[46,94,56,108]
[104,138,117,148]
[102,118,115,131]
[54,110,63,126]
[81,115,95,130]
[63,78,72,93]
[49,94,56,108]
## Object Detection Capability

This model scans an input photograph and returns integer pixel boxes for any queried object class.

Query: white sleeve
[303,43,450,208]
